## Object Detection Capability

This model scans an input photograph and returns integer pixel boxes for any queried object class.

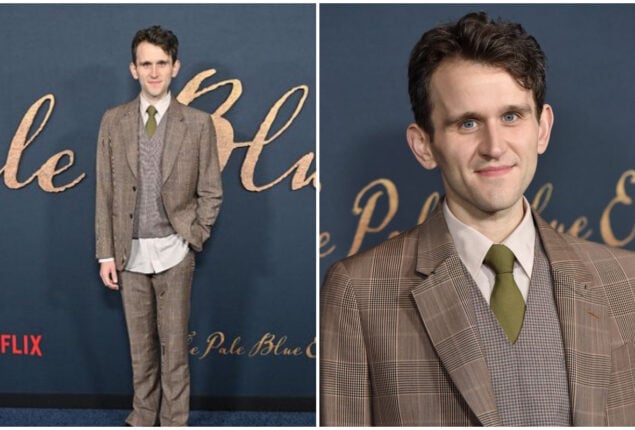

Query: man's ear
[537,103,554,155]
[406,123,437,170]
[171,59,181,78]
[129,63,139,80]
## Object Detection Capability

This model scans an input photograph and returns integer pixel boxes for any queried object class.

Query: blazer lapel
[410,207,501,426]
[535,212,611,426]
[120,99,140,178]
[161,99,186,183]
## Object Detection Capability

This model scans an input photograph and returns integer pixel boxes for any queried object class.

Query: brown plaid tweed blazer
[95,97,223,269]
[320,204,635,426]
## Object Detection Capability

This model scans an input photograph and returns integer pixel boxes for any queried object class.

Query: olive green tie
[484,244,525,344]
[145,105,157,137]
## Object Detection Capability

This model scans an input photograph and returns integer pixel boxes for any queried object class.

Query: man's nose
[479,123,506,158]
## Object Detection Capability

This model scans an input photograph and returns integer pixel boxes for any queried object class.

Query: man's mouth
[475,165,513,177]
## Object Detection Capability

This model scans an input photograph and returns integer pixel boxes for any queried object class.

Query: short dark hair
[408,12,547,136]
[131,25,179,64]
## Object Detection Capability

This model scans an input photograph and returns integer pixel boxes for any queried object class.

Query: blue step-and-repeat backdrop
[0,4,315,407]
[320,4,635,278]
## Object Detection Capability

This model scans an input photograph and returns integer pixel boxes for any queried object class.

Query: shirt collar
[443,198,536,280]
[139,91,171,118]
[502,198,536,279]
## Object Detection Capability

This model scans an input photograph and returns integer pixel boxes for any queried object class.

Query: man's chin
[476,197,524,217]
[142,90,167,101]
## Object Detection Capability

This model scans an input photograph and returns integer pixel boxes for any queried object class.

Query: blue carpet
[0,408,315,426]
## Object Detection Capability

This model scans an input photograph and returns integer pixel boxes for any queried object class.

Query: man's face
[407,58,553,223]
[129,41,180,103]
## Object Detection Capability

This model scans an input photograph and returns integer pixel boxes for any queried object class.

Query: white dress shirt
[443,198,536,304]
[99,92,189,274]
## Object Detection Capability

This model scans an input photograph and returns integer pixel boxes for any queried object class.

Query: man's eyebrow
[442,111,483,128]
[139,60,169,66]
[503,104,533,115]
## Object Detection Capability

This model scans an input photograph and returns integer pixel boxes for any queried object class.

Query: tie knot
[146,105,157,117]
[484,244,515,274]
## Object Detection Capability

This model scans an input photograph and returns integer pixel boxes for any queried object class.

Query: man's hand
[100,260,119,290]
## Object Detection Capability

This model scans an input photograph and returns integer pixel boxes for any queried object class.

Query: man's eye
[503,113,518,122]
[461,119,476,129]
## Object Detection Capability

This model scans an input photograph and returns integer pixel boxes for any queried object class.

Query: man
[320,12,635,426]
[95,25,222,426]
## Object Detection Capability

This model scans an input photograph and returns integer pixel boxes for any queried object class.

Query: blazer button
[129,214,133,219]
[132,186,136,192]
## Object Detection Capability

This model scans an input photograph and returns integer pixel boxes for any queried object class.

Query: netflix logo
[0,334,42,357]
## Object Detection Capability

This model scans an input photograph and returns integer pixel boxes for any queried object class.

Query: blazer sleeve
[94,110,114,260]
[190,115,223,251]
[320,261,373,426]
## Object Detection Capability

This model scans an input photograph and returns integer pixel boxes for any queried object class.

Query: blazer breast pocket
[173,143,198,184]
[606,341,635,425]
